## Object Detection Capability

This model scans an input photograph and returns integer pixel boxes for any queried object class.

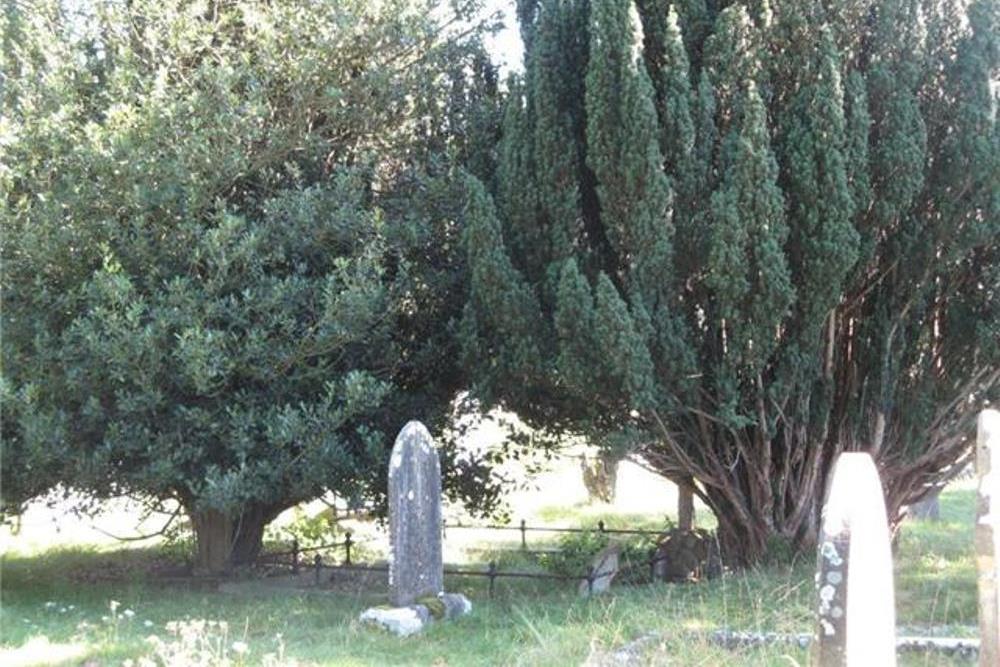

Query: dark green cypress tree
[460,175,544,406]
[496,77,543,280]
[705,78,792,374]
[843,70,874,265]
[585,0,674,309]
[530,0,587,274]
[461,0,998,565]
[777,27,858,357]
[658,7,696,199]
[657,7,698,276]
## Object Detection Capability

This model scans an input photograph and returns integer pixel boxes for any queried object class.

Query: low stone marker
[812,452,896,666]
[360,421,470,636]
[976,409,999,667]
[909,489,941,521]
[580,542,621,596]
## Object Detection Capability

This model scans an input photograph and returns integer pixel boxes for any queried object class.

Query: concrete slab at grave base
[359,592,471,637]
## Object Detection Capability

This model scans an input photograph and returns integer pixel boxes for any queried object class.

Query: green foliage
[269,508,340,550]
[0,0,502,564]
[537,531,609,578]
[461,0,999,565]
[538,530,658,586]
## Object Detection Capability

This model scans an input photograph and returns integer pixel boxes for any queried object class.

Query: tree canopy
[1,0,502,571]
[462,0,999,563]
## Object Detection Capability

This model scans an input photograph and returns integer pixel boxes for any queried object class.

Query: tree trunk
[677,476,695,530]
[692,465,823,567]
[581,452,618,503]
[189,504,281,575]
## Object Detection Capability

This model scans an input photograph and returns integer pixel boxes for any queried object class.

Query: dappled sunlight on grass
[0,636,91,667]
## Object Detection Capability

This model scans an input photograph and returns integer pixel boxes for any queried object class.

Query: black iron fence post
[520,519,527,549]
[598,520,606,534]
[344,531,353,566]
[488,561,498,598]
[314,554,322,585]
[586,566,595,595]
[648,546,657,581]
[292,539,300,574]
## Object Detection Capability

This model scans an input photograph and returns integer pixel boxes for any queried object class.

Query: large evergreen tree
[462,0,998,563]
[1,0,501,572]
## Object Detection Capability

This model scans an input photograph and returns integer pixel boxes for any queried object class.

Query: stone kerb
[976,409,999,667]
[812,452,896,667]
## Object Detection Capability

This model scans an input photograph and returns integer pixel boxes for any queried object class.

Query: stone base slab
[359,592,471,637]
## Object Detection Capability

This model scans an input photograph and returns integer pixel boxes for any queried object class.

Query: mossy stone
[415,595,446,620]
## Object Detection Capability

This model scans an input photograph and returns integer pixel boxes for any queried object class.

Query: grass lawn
[0,484,979,666]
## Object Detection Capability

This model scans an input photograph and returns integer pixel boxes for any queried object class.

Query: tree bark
[189,504,282,574]
[677,476,695,531]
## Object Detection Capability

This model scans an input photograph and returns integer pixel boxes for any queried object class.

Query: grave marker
[812,452,896,666]
[388,420,444,607]
[976,409,999,667]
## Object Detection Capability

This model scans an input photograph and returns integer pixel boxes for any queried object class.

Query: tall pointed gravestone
[812,452,896,667]
[360,421,470,636]
[976,409,999,667]
[388,420,444,606]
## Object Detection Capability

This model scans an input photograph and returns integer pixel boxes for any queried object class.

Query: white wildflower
[232,640,249,655]
[144,620,154,628]
[110,600,121,613]
[123,609,136,619]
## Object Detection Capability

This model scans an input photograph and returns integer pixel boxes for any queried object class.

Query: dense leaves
[1,0,502,569]
[463,0,999,563]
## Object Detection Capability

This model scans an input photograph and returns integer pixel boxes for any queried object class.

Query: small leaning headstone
[909,489,941,521]
[388,420,444,607]
[580,542,621,596]
[976,409,999,667]
[812,452,896,667]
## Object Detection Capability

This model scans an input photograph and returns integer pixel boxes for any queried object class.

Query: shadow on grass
[0,486,981,666]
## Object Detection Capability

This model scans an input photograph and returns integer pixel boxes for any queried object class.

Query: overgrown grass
[0,485,979,666]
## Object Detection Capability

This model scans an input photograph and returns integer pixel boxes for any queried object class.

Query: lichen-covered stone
[976,409,999,667]
[812,452,895,666]
[439,592,472,619]
[359,594,471,637]
[388,421,443,607]
[359,605,430,637]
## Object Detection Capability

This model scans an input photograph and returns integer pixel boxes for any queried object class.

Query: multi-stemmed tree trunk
[461,0,998,564]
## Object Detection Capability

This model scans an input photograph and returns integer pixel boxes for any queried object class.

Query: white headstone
[976,409,999,667]
[812,452,896,666]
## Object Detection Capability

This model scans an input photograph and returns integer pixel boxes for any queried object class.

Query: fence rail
[276,552,670,597]
[257,518,671,575]
[443,519,665,548]
[257,530,677,598]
